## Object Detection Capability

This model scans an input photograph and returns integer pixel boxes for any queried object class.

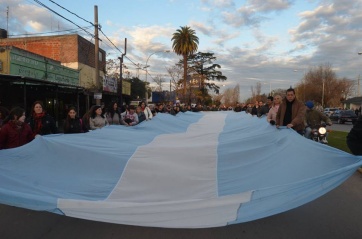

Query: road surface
[1,171,362,239]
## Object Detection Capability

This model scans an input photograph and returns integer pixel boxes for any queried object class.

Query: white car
[323,108,338,117]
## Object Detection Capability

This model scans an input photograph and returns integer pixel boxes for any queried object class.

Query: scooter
[310,123,328,144]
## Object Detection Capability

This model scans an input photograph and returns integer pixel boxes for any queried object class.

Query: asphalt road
[329,122,354,133]
[1,171,362,239]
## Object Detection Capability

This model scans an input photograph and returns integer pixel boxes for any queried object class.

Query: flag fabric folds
[0,111,361,228]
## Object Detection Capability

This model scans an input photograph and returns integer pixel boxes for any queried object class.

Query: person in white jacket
[139,101,153,120]
[121,105,139,126]
[266,95,282,125]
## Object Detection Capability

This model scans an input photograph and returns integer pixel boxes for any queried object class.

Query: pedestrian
[251,101,260,116]
[347,115,362,155]
[107,102,122,125]
[63,107,84,134]
[26,101,58,137]
[347,114,362,173]
[0,107,34,149]
[234,103,242,112]
[276,88,306,135]
[121,105,139,126]
[264,96,274,113]
[139,101,153,120]
[89,105,109,130]
[81,105,97,132]
[136,106,146,123]
[267,95,281,125]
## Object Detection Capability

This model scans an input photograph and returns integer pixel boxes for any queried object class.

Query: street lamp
[322,76,325,107]
[144,50,170,103]
[358,52,362,96]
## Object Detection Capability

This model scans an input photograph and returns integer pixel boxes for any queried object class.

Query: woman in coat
[266,95,282,125]
[89,105,109,130]
[0,107,34,149]
[107,102,122,125]
[63,107,83,134]
[139,101,153,120]
[26,101,58,137]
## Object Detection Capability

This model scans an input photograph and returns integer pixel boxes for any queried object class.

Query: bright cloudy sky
[1,0,362,100]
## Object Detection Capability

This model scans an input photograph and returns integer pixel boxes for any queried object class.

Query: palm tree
[171,26,199,99]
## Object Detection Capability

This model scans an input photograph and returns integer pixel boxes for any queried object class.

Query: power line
[33,0,94,38]
[8,26,93,37]
[34,0,151,77]
[47,0,94,26]
[49,0,140,68]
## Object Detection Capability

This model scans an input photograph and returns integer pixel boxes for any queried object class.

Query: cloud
[126,25,174,54]
[1,0,77,36]
[246,0,293,12]
[221,6,266,28]
[212,31,240,46]
[201,0,235,9]
[215,0,293,28]
[190,21,214,36]
[283,0,362,87]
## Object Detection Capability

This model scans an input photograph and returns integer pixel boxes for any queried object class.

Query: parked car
[329,110,358,124]
[323,108,338,117]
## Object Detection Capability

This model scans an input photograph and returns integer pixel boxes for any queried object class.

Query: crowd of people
[0,89,361,158]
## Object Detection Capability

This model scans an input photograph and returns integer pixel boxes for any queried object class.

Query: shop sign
[9,47,79,86]
[103,77,117,93]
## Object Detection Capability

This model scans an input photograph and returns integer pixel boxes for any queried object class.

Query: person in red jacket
[0,107,34,150]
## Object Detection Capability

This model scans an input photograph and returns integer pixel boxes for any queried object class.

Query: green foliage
[171,26,199,56]
[129,77,146,100]
[171,26,199,96]
[187,52,227,94]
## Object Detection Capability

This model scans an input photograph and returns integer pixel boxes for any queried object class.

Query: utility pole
[94,5,100,105]
[358,74,361,96]
[6,6,9,35]
[119,38,127,109]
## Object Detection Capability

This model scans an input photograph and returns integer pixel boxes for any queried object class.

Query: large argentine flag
[0,111,361,228]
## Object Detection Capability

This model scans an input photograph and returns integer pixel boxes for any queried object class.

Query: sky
[1,0,362,101]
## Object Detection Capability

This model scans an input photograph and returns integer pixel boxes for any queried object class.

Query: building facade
[0,31,130,122]
[0,46,85,129]
[0,33,106,90]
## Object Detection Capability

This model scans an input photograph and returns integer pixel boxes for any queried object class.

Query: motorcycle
[309,123,328,144]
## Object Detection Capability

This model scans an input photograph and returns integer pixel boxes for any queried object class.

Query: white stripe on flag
[109,112,227,202]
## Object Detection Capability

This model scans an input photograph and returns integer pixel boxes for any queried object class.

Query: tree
[166,64,183,98]
[153,74,166,92]
[171,26,199,100]
[128,77,146,101]
[106,58,120,79]
[187,52,227,94]
[221,85,241,106]
[294,63,355,107]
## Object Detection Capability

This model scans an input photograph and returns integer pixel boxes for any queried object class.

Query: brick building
[0,32,117,129]
[0,33,106,90]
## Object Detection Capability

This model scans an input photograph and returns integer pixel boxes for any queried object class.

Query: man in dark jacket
[347,115,362,173]
[347,115,362,155]
[234,103,242,112]
[304,101,332,142]
[276,88,306,135]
